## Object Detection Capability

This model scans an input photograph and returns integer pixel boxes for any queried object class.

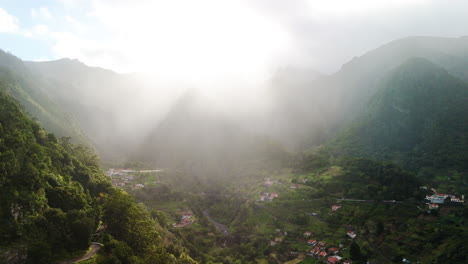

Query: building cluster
[303,231,352,264]
[173,211,194,228]
[269,228,287,246]
[425,192,464,209]
[264,177,275,187]
[106,168,162,188]
[259,192,279,201]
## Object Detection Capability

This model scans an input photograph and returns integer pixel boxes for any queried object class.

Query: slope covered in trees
[0,77,196,264]
[0,50,90,148]
[328,58,468,177]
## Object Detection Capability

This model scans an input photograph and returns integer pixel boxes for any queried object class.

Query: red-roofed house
[328,257,338,264]
[332,205,341,211]
[319,251,327,257]
[310,247,320,254]
[304,231,312,236]
[307,239,317,245]
[270,193,279,198]
[328,247,339,254]
[343,260,352,264]
[318,241,326,246]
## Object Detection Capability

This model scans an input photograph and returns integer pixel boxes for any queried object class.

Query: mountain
[25,59,149,163]
[0,50,90,147]
[328,57,468,174]
[136,90,290,180]
[270,36,468,150]
[0,81,109,263]
[0,71,196,264]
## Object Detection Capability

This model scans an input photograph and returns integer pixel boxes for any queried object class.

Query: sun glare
[89,0,290,91]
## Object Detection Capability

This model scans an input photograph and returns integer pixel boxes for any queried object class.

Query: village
[425,190,464,210]
[172,210,195,228]
[105,168,163,188]
[267,204,356,264]
[257,174,466,263]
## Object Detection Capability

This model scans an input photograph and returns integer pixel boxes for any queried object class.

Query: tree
[350,241,362,261]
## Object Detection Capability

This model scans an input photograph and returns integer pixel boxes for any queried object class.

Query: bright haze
[2,0,468,162]
[2,0,468,85]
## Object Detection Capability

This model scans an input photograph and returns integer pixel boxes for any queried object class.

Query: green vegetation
[0,51,91,148]
[0,84,196,263]
[1,37,468,263]
[329,58,468,184]
[0,87,108,263]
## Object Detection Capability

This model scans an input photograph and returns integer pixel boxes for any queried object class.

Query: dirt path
[59,244,101,264]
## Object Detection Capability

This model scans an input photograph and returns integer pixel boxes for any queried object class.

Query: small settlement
[173,211,195,228]
[259,177,280,201]
[425,190,464,210]
[106,168,162,188]
[303,230,352,264]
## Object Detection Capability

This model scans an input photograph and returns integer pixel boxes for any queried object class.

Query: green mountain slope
[0,78,196,264]
[329,58,468,174]
[272,36,468,150]
[0,85,109,263]
[0,50,91,147]
[25,59,147,163]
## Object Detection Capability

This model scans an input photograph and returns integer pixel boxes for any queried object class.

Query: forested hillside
[271,36,468,150]
[0,78,196,264]
[0,50,90,147]
[329,58,468,176]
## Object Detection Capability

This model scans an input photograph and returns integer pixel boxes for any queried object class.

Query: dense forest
[0,76,196,264]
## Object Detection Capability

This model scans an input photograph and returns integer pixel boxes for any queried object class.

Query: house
[342,260,352,264]
[310,247,320,254]
[304,231,312,236]
[290,184,298,189]
[318,251,327,257]
[259,194,266,201]
[327,257,339,264]
[318,241,326,246]
[264,177,273,187]
[307,239,317,245]
[270,193,279,198]
[425,193,464,204]
[134,183,144,188]
[328,247,339,254]
[270,241,276,246]
[428,203,439,210]
[274,237,283,242]
[332,205,341,211]
[347,231,357,239]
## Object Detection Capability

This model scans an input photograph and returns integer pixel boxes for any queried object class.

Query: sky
[1,0,468,83]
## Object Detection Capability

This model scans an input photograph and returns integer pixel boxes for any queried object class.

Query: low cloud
[0,8,19,33]
[31,7,53,20]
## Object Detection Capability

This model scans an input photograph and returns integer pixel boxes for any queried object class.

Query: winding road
[203,210,230,236]
[59,243,101,264]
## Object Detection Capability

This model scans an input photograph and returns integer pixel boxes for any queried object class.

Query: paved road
[59,244,101,264]
[203,210,230,236]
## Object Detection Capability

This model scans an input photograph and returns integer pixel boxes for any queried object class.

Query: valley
[0,32,467,264]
